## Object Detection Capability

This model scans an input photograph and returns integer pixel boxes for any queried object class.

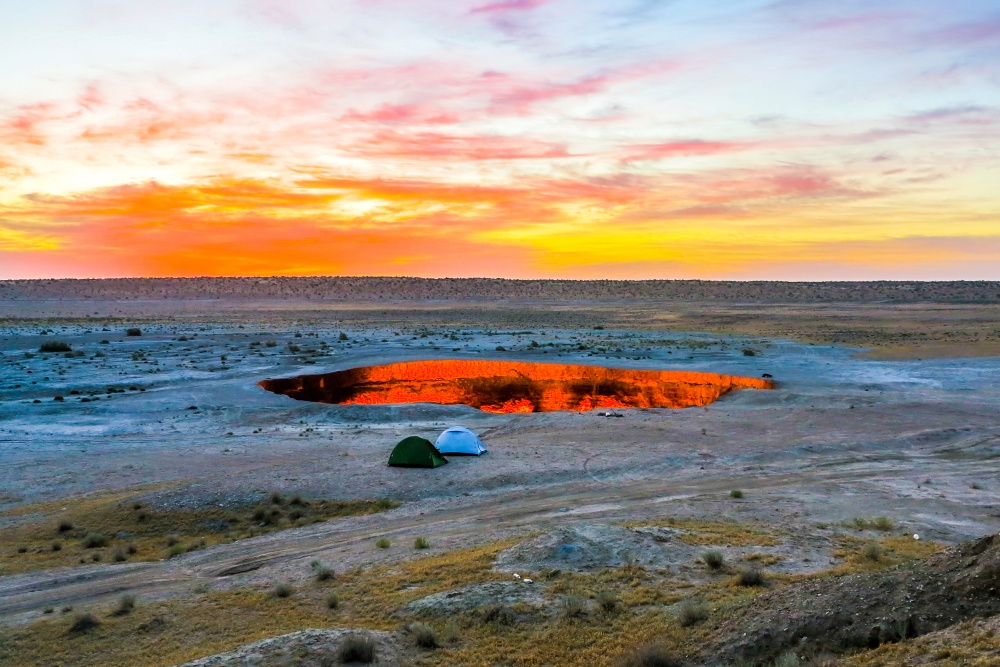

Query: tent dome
[388,436,448,468]
[435,426,487,456]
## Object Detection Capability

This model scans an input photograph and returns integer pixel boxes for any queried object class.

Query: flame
[259,359,772,412]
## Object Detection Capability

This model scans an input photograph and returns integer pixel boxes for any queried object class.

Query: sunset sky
[1,0,999,279]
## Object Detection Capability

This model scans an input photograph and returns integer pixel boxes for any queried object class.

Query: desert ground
[0,278,998,667]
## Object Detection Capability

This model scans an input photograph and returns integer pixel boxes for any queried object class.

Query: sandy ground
[1,301,999,632]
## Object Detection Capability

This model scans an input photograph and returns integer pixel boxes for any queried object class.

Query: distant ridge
[1,277,998,303]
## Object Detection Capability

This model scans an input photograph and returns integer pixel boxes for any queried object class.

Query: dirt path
[4,445,995,622]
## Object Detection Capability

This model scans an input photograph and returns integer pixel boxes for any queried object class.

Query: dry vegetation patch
[627,517,783,547]
[0,491,397,576]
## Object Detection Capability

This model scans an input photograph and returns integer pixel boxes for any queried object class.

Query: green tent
[388,436,448,468]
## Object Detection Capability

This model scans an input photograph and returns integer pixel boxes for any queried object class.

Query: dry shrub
[409,622,438,649]
[617,644,684,667]
[338,634,375,663]
[677,601,707,627]
[67,613,100,634]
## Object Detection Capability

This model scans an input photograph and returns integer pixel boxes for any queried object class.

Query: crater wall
[258,360,772,413]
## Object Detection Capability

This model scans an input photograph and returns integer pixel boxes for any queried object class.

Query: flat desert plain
[0,279,998,667]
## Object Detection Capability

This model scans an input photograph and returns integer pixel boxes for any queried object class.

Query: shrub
[273,583,293,598]
[52,542,62,552]
[852,517,870,530]
[166,535,180,547]
[617,644,684,667]
[39,341,72,353]
[326,592,340,609]
[375,498,396,510]
[677,601,708,627]
[873,516,894,532]
[57,521,74,533]
[338,634,376,664]
[702,550,725,570]
[442,620,461,644]
[409,622,438,649]
[414,537,430,549]
[166,544,185,558]
[112,548,127,562]
[111,594,135,616]
[375,538,391,549]
[315,565,335,582]
[480,604,517,626]
[339,332,349,341]
[271,492,284,505]
[126,544,138,555]
[82,532,108,548]
[736,567,766,587]
[91,553,102,562]
[560,595,588,618]
[289,494,306,506]
[863,543,883,562]
[67,613,100,634]
[596,590,620,613]
[730,489,745,499]
[125,328,142,336]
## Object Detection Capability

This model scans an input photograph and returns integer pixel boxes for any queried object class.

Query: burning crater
[258,360,772,413]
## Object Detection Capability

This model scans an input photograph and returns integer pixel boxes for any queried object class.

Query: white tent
[435,426,487,456]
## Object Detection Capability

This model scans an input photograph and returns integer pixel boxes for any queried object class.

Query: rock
[173,628,405,667]
[405,581,547,616]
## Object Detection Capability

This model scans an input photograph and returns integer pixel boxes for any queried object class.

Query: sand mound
[175,628,405,667]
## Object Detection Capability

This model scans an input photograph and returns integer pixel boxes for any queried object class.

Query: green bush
[375,538,390,549]
[82,532,108,548]
[39,341,72,353]
[730,489,745,499]
[326,592,340,609]
[273,583,293,598]
[677,601,707,627]
[315,565,335,582]
[414,537,430,549]
[873,516,894,532]
[702,550,725,570]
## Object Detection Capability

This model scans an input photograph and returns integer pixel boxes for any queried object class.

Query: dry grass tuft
[337,634,375,664]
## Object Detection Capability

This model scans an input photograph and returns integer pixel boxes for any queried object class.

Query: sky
[1,0,999,280]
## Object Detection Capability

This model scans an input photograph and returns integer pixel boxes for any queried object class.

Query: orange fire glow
[258,359,772,413]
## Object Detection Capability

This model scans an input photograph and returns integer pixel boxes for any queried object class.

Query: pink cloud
[340,103,463,125]
[928,17,1000,45]
[470,0,547,15]
[348,129,572,161]
[623,139,758,162]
